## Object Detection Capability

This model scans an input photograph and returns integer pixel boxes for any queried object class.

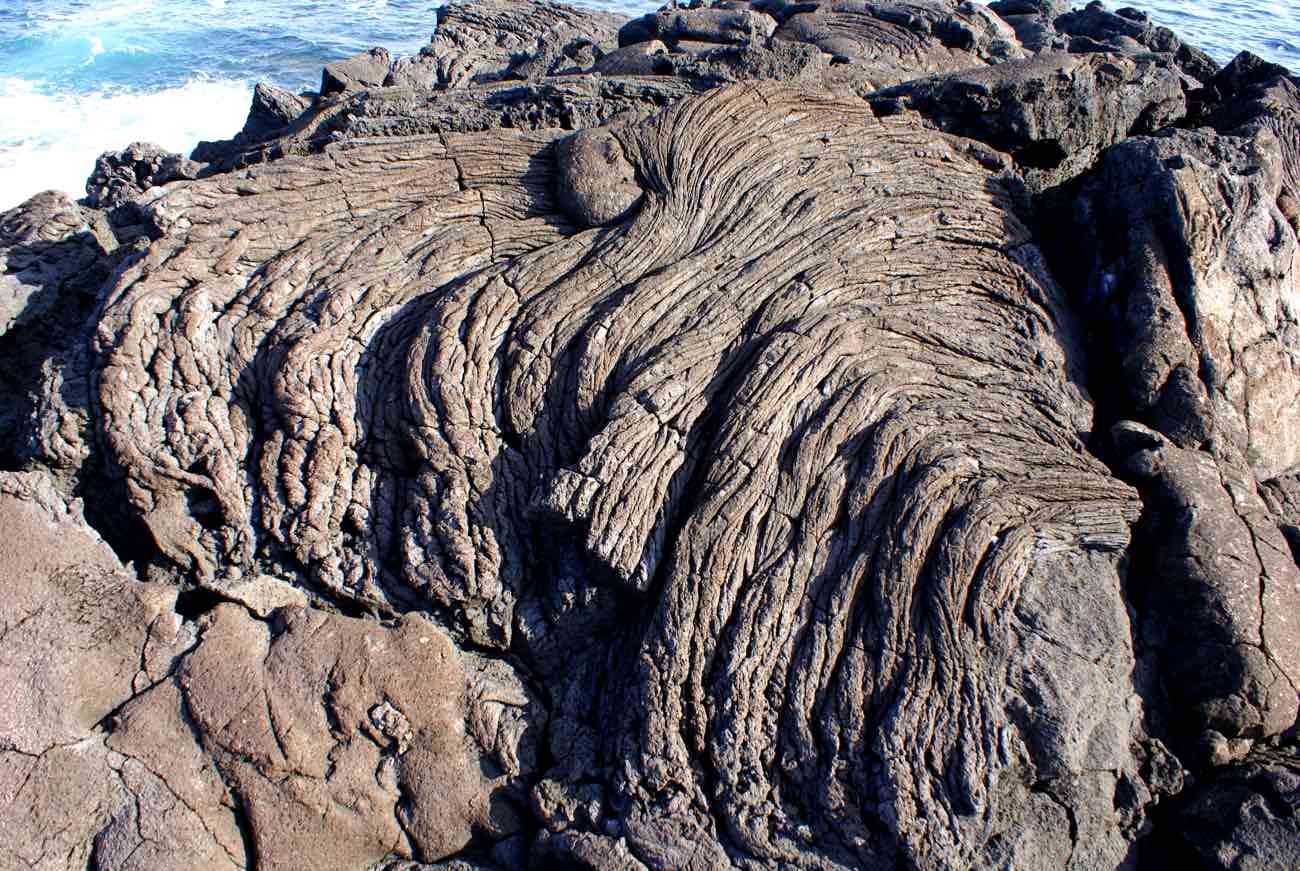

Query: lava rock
[321,47,393,96]
[555,126,644,227]
[868,49,1186,191]
[5,3,1300,870]
[618,6,778,47]
[1173,754,1300,870]
[241,82,311,139]
[83,141,201,210]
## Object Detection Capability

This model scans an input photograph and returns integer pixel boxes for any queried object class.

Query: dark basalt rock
[0,191,115,479]
[1170,751,1300,869]
[191,84,316,166]
[79,77,1144,871]
[618,6,779,46]
[240,82,313,140]
[1055,36,1300,771]
[989,0,1072,17]
[418,0,624,88]
[554,126,644,227]
[1056,0,1220,82]
[593,40,674,76]
[771,0,1026,88]
[867,49,1187,192]
[83,141,201,210]
[1,3,1298,870]
[1069,56,1300,481]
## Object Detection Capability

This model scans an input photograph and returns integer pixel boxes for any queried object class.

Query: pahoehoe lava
[2,2,1299,870]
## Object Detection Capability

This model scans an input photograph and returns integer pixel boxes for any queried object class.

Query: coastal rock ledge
[2,2,1298,870]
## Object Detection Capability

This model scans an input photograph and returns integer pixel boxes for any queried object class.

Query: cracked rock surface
[2,2,1299,869]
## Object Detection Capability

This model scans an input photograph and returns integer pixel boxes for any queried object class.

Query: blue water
[1132,0,1300,69]
[0,0,1296,209]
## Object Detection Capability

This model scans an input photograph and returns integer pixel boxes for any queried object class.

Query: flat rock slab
[0,472,173,871]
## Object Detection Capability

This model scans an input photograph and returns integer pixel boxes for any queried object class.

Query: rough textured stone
[99,679,245,871]
[1048,47,1300,777]
[241,82,312,139]
[84,141,202,210]
[0,192,109,474]
[322,48,394,96]
[5,2,1300,869]
[1,740,121,871]
[593,41,672,76]
[419,0,623,89]
[1261,472,1300,558]
[87,78,1152,868]
[386,48,445,90]
[0,473,157,752]
[869,50,1187,192]
[772,0,1025,88]
[989,0,1071,17]
[554,126,644,227]
[1115,423,1300,756]
[1071,58,1300,481]
[1171,752,1300,870]
[619,7,778,47]
[154,604,536,869]
[1055,0,1220,82]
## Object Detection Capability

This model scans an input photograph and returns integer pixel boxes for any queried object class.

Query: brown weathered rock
[322,48,394,96]
[1071,58,1300,481]
[773,0,1025,88]
[84,141,202,210]
[333,74,707,142]
[87,76,1155,868]
[1114,423,1300,754]
[0,472,173,871]
[6,2,1300,869]
[420,0,623,89]
[1170,751,1300,870]
[593,41,672,76]
[89,590,542,871]
[619,6,778,47]
[241,82,312,139]
[1262,472,1300,557]
[554,126,643,227]
[150,604,536,869]
[1045,43,1300,788]
[0,467,541,871]
[0,473,157,752]
[99,678,245,871]
[1055,1,1220,82]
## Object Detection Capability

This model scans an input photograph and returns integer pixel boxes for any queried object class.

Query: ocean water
[0,0,1296,209]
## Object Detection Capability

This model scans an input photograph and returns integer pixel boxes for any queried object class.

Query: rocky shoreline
[2,1,1298,869]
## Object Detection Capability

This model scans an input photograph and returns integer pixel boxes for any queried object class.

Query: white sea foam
[0,76,252,209]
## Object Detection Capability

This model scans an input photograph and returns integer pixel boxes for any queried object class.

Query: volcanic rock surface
[2,2,1299,870]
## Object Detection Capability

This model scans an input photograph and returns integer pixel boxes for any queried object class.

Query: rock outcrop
[2,2,1298,870]
[84,142,203,211]
[1056,51,1300,767]
[0,191,115,481]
